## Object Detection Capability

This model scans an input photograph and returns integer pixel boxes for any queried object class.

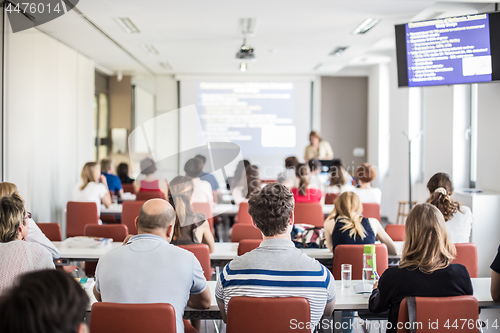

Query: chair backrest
[238,239,262,256]
[84,224,129,241]
[231,224,263,242]
[178,244,212,281]
[332,244,388,280]
[324,193,339,205]
[452,243,478,278]
[122,183,135,194]
[90,302,176,333]
[226,296,310,333]
[136,191,165,201]
[385,224,405,242]
[294,203,324,227]
[260,179,277,184]
[122,201,146,235]
[191,201,215,235]
[36,223,62,241]
[362,203,381,221]
[237,202,252,224]
[66,202,99,238]
[397,296,479,333]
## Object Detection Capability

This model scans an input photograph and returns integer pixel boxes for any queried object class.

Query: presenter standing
[304,131,334,161]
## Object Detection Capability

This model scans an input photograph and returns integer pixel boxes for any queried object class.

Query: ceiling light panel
[329,46,348,57]
[142,44,159,56]
[352,18,380,35]
[115,17,140,34]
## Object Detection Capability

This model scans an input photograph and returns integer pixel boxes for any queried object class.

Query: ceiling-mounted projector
[236,39,256,62]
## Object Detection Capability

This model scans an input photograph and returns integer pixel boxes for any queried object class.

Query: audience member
[277,156,299,188]
[0,193,54,295]
[304,130,334,161]
[491,245,500,302]
[117,162,135,184]
[135,158,168,196]
[291,163,323,203]
[369,203,473,333]
[308,159,323,189]
[195,154,221,202]
[354,163,381,204]
[0,182,59,258]
[184,158,214,204]
[101,158,123,198]
[426,172,473,243]
[229,159,251,191]
[216,183,336,325]
[0,269,89,333]
[231,164,261,205]
[169,176,215,253]
[94,199,211,333]
[73,162,111,216]
[324,192,396,254]
[325,159,355,194]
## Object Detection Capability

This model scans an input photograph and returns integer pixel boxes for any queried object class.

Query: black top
[119,175,134,184]
[331,217,376,252]
[369,264,473,333]
[491,245,500,274]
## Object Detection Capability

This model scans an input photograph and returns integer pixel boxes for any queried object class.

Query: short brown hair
[0,193,26,243]
[356,163,377,183]
[248,183,294,237]
[100,158,112,173]
[285,156,299,169]
[309,131,322,142]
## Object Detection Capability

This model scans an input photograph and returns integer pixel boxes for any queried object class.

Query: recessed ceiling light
[115,17,140,34]
[239,18,258,37]
[352,18,380,35]
[142,44,159,56]
[159,62,173,70]
[329,46,348,57]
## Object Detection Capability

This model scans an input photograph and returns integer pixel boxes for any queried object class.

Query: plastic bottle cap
[364,244,375,255]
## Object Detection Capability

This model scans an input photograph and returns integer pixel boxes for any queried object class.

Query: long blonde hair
[326,192,366,239]
[399,203,456,273]
[80,162,99,190]
[0,182,18,197]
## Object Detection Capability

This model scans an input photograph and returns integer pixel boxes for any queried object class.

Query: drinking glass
[341,264,352,288]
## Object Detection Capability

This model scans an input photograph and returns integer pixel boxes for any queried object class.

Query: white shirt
[354,187,382,204]
[191,178,214,204]
[26,218,60,259]
[446,206,473,244]
[277,169,298,189]
[0,240,55,295]
[324,184,356,194]
[73,182,108,216]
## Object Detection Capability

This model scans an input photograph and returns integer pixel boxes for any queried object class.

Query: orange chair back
[362,203,381,221]
[122,201,146,235]
[192,201,215,235]
[90,302,176,333]
[324,193,339,205]
[178,244,212,281]
[238,239,262,255]
[66,202,99,238]
[84,224,129,241]
[136,191,165,200]
[332,244,388,280]
[237,202,252,224]
[452,243,478,278]
[122,183,135,194]
[260,179,277,184]
[231,224,263,242]
[226,297,310,333]
[385,224,405,242]
[294,203,324,227]
[37,223,62,241]
[397,296,478,333]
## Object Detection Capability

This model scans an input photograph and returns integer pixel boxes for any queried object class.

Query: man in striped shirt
[216,183,336,326]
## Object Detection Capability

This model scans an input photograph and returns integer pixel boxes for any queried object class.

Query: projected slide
[406,14,492,87]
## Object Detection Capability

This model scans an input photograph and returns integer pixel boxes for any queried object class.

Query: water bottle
[362,244,377,284]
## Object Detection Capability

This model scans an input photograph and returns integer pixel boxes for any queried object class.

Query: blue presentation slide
[406,14,492,87]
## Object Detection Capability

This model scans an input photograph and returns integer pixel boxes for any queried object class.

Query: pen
[374,271,380,280]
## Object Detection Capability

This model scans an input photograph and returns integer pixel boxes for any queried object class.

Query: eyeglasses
[24,211,32,221]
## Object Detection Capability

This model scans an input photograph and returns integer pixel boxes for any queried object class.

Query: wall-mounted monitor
[395,12,500,87]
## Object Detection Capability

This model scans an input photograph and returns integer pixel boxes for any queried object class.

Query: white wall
[5,21,95,225]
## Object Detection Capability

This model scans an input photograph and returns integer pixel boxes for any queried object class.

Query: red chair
[66,202,99,238]
[122,183,135,194]
[192,201,215,236]
[179,244,213,281]
[294,203,324,227]
[332,244,388,280]
[324,193,339,205]
[136,191,165,200]
[122,201,145,235]
[238,239,262,255]
[236,202,252,224]
[362,203,381,221]
[397,296,479,333]
[452,243,478,278]
[385,224,405,242]
[226,297,310,333]
[84,224,129,277]
[37,223,62,241]
[90,303,177,333]
[231,224,263,242]
[260,179,277,184]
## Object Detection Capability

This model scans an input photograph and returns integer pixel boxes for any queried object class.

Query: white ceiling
[37,0,494,76]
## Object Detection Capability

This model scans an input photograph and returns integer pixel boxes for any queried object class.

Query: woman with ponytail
[169,176,215,253]
[291,163,323,203]
[426,173,473,243]
[324,192,396,254]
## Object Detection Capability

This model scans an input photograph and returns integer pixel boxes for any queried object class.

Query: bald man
[93,199,211,333]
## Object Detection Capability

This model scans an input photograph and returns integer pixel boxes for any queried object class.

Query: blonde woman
[169,176,215,253]
[304,131,334,161]
[324,192,396,254]
[73,162,111,216]
[369,203,473,333]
